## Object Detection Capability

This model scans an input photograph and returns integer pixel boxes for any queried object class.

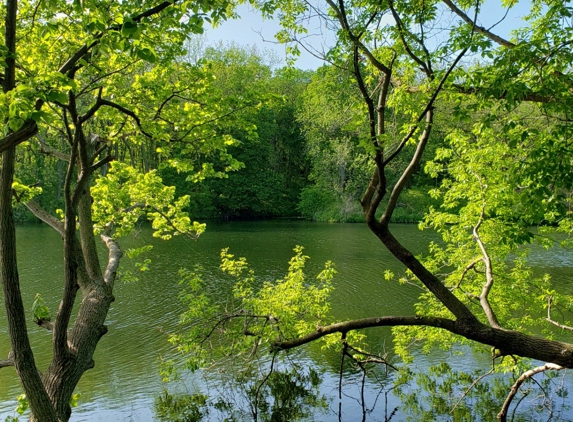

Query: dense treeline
[161,46,312,220]
[16,40,567,227]
[15,43,439,223]
[21,42,554,226]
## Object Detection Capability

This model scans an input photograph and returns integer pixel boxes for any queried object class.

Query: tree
[163,44,312,220]
[172,0,573,419]
[0,1,241,420]
[297,65,372,222]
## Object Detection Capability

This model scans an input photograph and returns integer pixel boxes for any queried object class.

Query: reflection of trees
[394,362,571,422]
[156,362,327,422]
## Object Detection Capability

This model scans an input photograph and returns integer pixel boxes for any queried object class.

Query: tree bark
[1,0,59,419]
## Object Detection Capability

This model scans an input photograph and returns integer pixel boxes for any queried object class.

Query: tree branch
[273,315,458,351]
[451,83,558,103]
[0,350,14,368]
[35,318,54,331]
[473,209,502,328]
[1,1,58,417]
[389,2,432,77]
[101,224,123,289]
[272,314,573,369]
[0,120,38,154]
[25,199,64,237]
[36,134,70,162]
[454,258,482,289]
[498,363,564,421]
[380,109,433,224]
[99,99,154,138]
[324,0,391,75]
[441,0,515,48]
[545,296,573,332]
[91,155,114,173]
[78,87,103,124]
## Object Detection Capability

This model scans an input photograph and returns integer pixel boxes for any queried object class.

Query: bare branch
[36,134,70,162]
[473,209,502,328]
[498,363,564,421]
[91,155,114,173]
[35,318,54,331]
[253,353,276,419]
[546,296,573,332]
[451,358,496,413]
[345,342,398,371]
[273,315,458,351]
[272,313,573,369]
[442,0,515,48]
[0,350,14,368]
[25,199,64,237]
[99,100,154,138]
[101,224,123,289]
[453,257,482,289]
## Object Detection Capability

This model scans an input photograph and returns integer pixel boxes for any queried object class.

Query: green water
[0,221,571,421]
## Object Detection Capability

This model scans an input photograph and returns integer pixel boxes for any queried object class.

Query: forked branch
[545,296,573,332]
[497,363,564,421]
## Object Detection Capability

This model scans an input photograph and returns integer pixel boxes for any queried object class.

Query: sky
[203,1,534,70]
[204,4,329,70]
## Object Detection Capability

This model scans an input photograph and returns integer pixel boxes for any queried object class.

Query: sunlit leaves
[168,246,336,376]
[32,294,51,322]
[91,162,205,240]
[12,179,42,204]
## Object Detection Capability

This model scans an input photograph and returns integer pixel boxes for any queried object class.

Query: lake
[0,221,572,421]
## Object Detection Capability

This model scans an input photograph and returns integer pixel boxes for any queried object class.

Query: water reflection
[0,221,571,420]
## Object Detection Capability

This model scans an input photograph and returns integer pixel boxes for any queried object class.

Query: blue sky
[204,1,533,70]
[204,4,328,70]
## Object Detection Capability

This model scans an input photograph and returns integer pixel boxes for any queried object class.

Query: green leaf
[46,90,68,104]
[32,293,51,321]
[121,20,139,37]
[136,48,157,63]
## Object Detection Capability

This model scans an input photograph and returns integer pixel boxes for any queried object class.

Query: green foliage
[230,245,334,340]
[161,248,335,419]
[11,179,42,205]
[183,46,311,219]
[15,395,28,416]
[391,96,573,360]
[91,162,205,240]
[155,391,208,422]
[31,294,51,322]
[297,186,337,221]
[169,246,336,374]
[69,393,81,408]
[295,66,372,222]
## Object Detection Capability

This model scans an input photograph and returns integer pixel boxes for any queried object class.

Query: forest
[1,0,573,420]
[9,40,429,225]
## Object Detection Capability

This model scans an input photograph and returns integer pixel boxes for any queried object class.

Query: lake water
[0,221,572,421]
